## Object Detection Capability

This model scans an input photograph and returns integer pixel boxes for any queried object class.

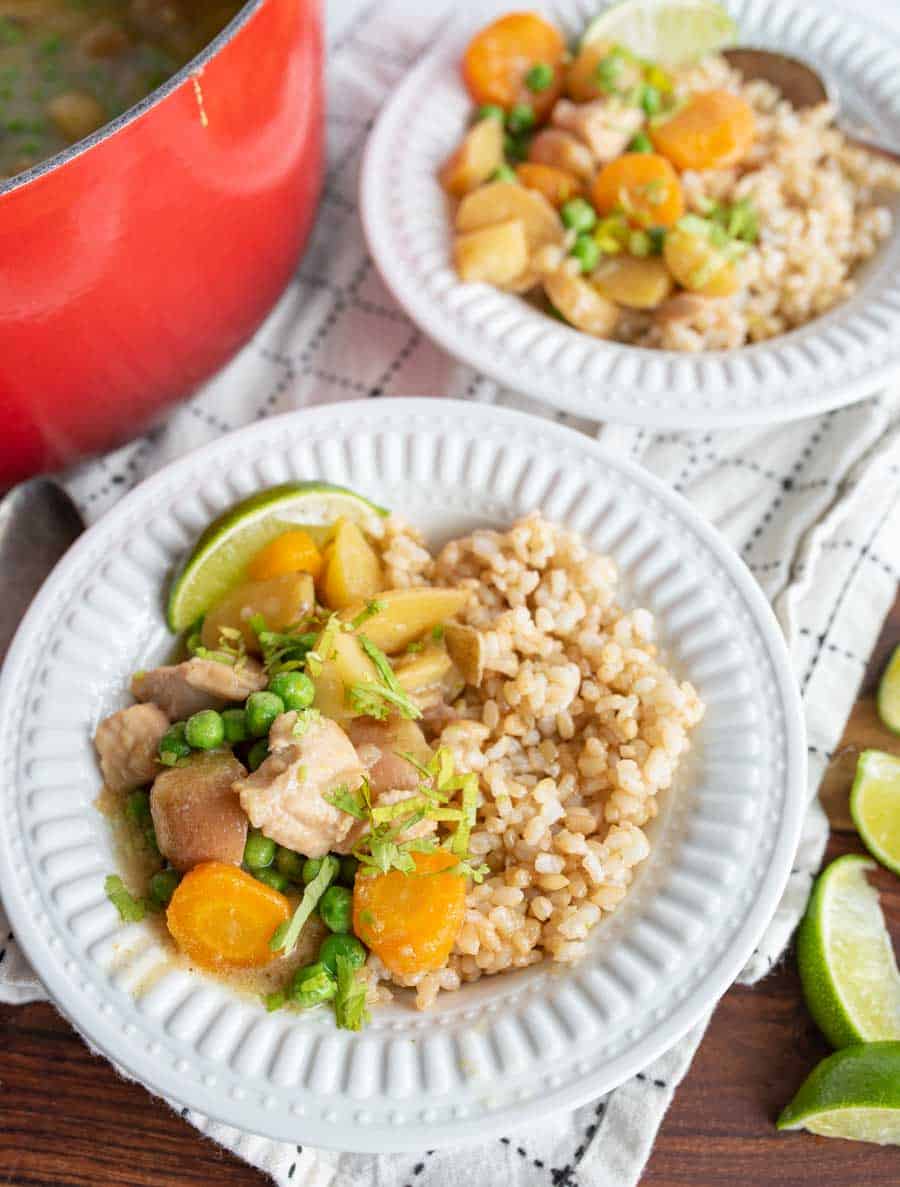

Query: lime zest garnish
[270,855,340,955]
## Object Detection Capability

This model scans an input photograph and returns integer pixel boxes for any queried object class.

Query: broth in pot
[0,0,243,179]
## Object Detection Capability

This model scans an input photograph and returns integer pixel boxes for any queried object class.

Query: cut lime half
[166,482,388,632]
[877,643,900,733]
[777,1042,900,1145]
[796,854,900,1049]
[851,749,900,876]
[581,0,737,67]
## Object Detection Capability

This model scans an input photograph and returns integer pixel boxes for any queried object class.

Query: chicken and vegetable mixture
[95,484,704,1023]
[0,0,242,180]
[442,9,900,351]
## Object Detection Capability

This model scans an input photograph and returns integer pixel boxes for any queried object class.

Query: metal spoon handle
[839,127,900,165]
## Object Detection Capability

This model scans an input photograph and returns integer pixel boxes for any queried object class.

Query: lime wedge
[851,750,900,876]
[877,643,900,733]
[777,1043,900,1144]
[166,482,388,632]
[796,855,900,1048]
[580,0,737,67]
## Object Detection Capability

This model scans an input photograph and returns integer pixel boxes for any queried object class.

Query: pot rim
[0,0,265,199]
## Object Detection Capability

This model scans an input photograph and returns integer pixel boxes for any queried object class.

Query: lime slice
[580,0,738,67]
[166,482,388,632]
[796,854,900,1049]
[877,643,900,733]
[777,1043,900,1144]
[851,750,900,876]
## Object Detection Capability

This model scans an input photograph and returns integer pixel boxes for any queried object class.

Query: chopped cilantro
[104,875,146,923]
[431,624,444,641]
[263,990,286,1012]
[334,954,370,1031]
[347,599,385,630]
[325,781,370,820]
[269,855,340,955]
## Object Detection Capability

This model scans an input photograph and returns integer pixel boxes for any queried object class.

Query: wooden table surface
[3,601,898,1187]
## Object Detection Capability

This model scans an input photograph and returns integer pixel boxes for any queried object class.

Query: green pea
[490,164,517,183]
[524,62,554,93]
[319,885,353,934]
[477,103,505,124]
[221,707,249,744]
[291,961,337,1008]
[254,867,289,892]
[571,233,600,273]
[640,84,662,116]
[149,868,180,907]
[158,722,190,766]
[560,197,597,234]
[245,690,285,737]
[185,709,225,750]
[503,132,530,162]
[267,671,315,712]
[243,828,276,870]
[338,855,359,886]
[302,856,338,887]
[318,933,367,976]
[247,739,269,771]
[125,789,152,825]
[506,103,535,135]
[628,131,653,154]
[275,846,305,882]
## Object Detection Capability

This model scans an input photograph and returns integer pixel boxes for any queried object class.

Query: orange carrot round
[650,89,756,171]
[247,529,323,582]
[353,849,466,978]
[592,153,684,228]
[462,12,565,121]
[166,862,290,971]
[515,161,583,207]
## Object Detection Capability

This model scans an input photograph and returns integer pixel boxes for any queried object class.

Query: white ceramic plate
[0,399,805,1151]
[360,0,900,428]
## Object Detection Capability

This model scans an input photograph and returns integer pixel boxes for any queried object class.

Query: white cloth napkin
[3,2,900,1183]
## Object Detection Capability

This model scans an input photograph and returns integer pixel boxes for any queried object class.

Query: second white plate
[360,0,900,427]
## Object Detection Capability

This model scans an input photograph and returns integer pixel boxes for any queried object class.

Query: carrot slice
[515,161,583,207]
[166,862,290,970]
[650,89,756,171]
[353,850,466,978]
[247,529,323,582]
[592,152,684,228]
[462,12,565,121]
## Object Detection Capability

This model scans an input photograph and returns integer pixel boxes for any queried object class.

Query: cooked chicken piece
[336,717,436,853]
[234,713,366,857]
[131,657,267,720]
[552,98,644,163]
[654,292,724,324]
[348,716,433,797]
[95,702,169,792]
[150,752,248,872]
[528,129,595,183]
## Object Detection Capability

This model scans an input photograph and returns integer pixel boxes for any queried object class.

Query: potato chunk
[338,588,471,654]
[544,269,620,337]
[528,129,595,183]
[593,255,674,310]
[320,519,383,610]
[201,572,315,652]
[150,752,248,873]
[313,630,379,720]
[454,219,529,287]
[663,225,741,296]
[440,117,504,197]
[456,180,563,252]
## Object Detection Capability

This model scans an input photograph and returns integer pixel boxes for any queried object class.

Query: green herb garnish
[269,855,340,955]
[334,954,370,1031]
[104,875,147,923]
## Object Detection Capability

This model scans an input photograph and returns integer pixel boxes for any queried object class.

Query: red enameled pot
[0,0,323,488]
